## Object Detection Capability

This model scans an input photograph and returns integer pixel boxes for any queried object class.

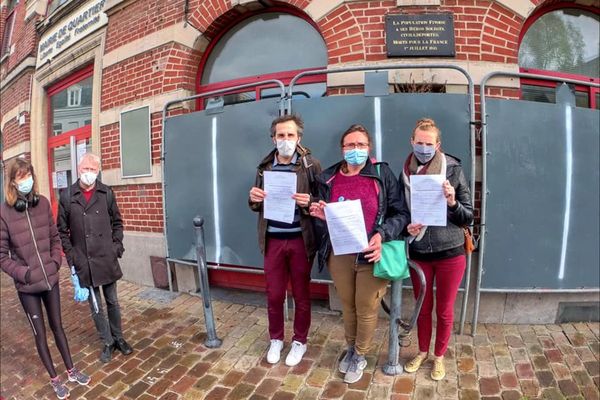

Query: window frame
[518,3,600,108]
[195,8,327,110]
[1,0,19,58]
[119,105,152,178]
[46,64,94,214]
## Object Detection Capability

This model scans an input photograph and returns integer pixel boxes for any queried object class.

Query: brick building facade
[1,0,598,322]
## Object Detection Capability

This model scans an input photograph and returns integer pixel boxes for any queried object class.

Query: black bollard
[193,216,222,348]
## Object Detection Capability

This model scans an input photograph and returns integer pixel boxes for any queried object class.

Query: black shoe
[115,338,133,356]
[99,344,114,363]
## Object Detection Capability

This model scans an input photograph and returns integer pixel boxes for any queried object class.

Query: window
[120,106,152,177]
[518,6,599,108]
[1,0,19,57]
[67,85,82,107]
[49,76,92,136]
[53,123,63,135]
[197,10,327,108]
[47,0,70,15]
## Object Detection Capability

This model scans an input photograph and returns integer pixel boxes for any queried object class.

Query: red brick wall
[101,43,201,111]
[0,2,41,79]
[104,0,185,54]
[112,184,164,233]
[0,71,32,148]
[1,113,29,150]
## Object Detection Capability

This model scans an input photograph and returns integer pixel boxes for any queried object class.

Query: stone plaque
[386,13,455,57]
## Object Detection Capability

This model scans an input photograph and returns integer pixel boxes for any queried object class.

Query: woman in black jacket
[310,124,410,384]
[0,158,90,399]
[401,118,473,381]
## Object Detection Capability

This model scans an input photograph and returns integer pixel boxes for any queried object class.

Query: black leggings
[18,284,73,378]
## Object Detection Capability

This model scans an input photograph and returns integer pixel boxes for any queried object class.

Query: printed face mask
[17,176,34,194]
[344,149,369,166]
[276,139,297,158]
[412,144,436,164]
[80,172,98,186]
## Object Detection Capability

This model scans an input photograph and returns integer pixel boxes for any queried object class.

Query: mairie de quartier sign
[386,13,455,57]
[37,0,107,65]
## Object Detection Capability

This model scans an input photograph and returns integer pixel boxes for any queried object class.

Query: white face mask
[276,139,297,158]
[80,172,98,186]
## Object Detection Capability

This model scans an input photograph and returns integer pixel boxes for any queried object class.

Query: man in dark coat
[58,152,133,363]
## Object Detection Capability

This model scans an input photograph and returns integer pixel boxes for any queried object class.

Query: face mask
[412,144,437,164]
[344,149,369,166]
[80,172,98,186]
[16,176,34,194]
[276,139,297,158]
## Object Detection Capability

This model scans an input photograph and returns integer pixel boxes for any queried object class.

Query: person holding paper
[309,124,409,384]
[248,114,322,367]
[401,118,473,381]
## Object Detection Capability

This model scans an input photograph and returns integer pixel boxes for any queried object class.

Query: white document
[410,174,447,226]
[56,171,68,189]
[324,200,369,255]
[263,171,297,224]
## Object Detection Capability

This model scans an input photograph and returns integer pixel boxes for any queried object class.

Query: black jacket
[314,159,410,271]
[406,154,473,257]
[57,180,124,287]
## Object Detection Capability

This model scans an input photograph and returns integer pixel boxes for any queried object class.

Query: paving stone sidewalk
[1,269,598,400]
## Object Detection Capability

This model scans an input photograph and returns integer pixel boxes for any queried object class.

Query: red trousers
[409,255,466,357]
[264,236,312,344]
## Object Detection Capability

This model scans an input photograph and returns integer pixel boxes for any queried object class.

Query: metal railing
[472,71,600,335]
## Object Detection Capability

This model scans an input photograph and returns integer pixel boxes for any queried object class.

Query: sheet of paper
[263,171,297,224]
[410,174,447,226]
[56,171,68,189]
[324,199,369,255]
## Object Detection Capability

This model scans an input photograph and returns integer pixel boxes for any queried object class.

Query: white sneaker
[285,340,307,366]
[266,339,284,364]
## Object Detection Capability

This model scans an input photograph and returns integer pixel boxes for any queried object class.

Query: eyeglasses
[342,142,369,150]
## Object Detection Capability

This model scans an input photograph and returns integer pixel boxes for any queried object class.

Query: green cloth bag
[373,240,409,281]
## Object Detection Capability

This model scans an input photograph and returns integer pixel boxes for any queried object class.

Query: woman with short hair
[310,124,410,383]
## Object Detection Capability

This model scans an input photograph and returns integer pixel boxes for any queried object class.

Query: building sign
[37,0,107,65]
[385,14,455,57]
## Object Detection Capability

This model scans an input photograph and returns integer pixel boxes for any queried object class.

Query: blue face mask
[344,149,369,166]
[413,144,436,164]
[17,176,34,194]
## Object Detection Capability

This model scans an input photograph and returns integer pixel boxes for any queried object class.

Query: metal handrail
[472,71,600,335]
[160,79,286,269]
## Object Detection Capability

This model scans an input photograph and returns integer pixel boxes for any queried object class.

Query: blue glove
[70,266,89,303]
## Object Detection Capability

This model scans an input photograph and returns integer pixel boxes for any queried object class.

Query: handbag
[463,227,475,255]
[374,240,409,281]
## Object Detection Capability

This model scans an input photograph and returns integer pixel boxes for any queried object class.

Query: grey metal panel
[294,93,471,179]
[165,93,471,281]
[484,99,599,289]
[164,99,280,269]
[294,93,470,281]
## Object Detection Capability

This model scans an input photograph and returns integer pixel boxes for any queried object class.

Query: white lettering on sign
[37,0,107,65]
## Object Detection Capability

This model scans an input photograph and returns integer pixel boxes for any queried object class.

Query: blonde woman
[401,118,473,381]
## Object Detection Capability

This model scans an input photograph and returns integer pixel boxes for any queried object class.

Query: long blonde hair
[4,158,39,207]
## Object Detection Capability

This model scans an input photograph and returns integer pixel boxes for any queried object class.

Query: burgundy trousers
[409,255,466,357]
[264,236,312,344]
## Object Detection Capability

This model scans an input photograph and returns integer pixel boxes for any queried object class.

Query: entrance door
[46,65,93,217]
[47,130,92,216]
